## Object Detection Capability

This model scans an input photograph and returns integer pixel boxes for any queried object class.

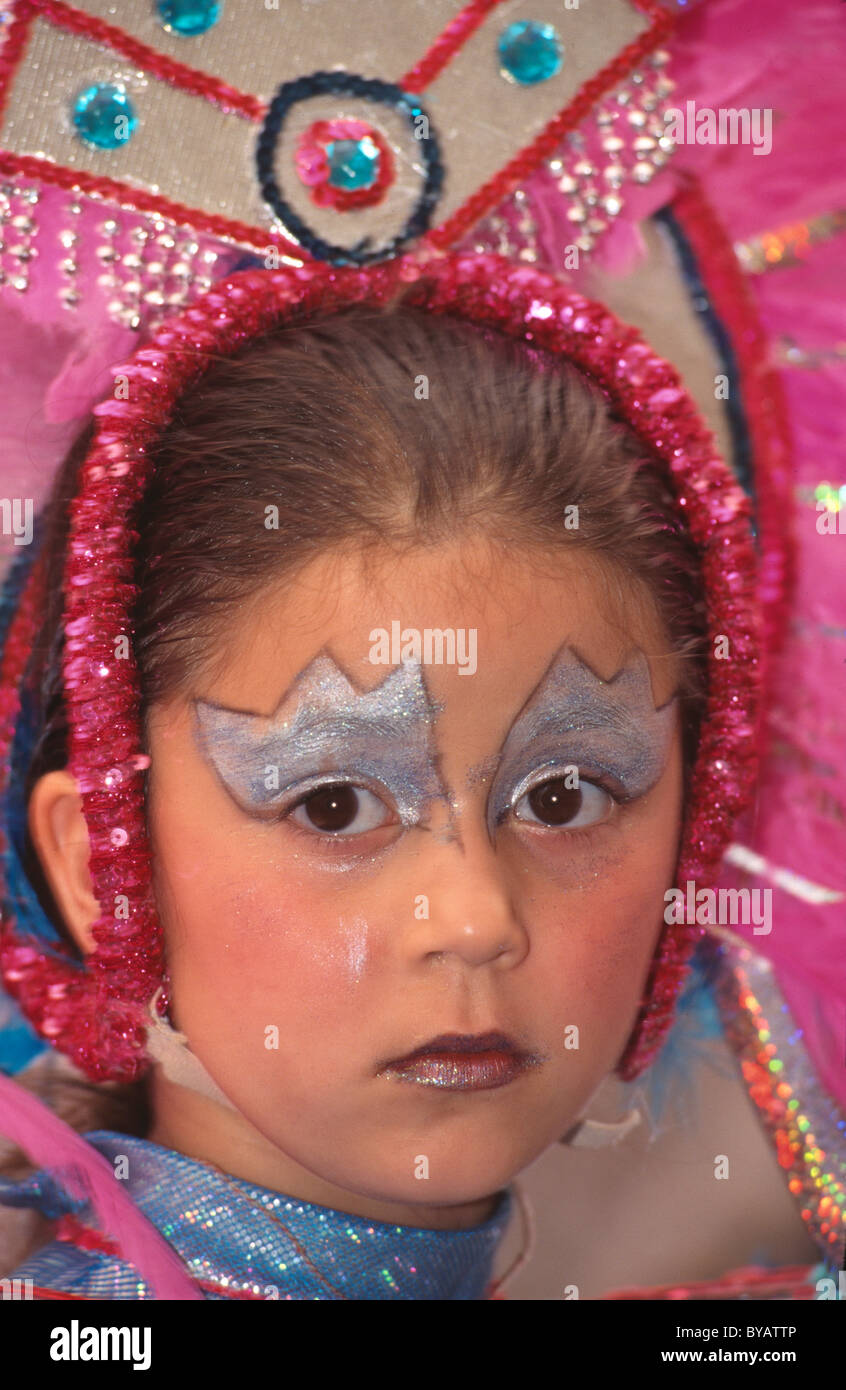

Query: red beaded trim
[602,1263,817,1301]
[400,0,503,94]
[0,1,34,130]
[30,1286,91,1300]
[19,0,264,119]
[0,553,152,1082]
[402,0,668,93]
[192,1278,269,1300]
[52,1217,254,1297]
[0,151,304,261]
[55,1212,121,1257]
[0,252,761,1082]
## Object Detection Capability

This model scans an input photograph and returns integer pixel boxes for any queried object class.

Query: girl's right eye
[288,784,393,837]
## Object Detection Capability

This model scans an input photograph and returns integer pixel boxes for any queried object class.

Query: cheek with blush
[508,783,678,1052]
[160,849,383,1088]
[520,873,665,1079]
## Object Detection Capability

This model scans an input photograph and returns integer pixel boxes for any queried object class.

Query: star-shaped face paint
[481,647,678,839]
[193,645,676,846]
[193,651,449,831]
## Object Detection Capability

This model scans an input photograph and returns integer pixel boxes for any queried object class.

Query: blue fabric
[0,529,55,1074]
[633,943,732,1135]
[1,1131,512,1300]
[0,995,45,1073]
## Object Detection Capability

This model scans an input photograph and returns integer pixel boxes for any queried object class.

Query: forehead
[191,535,678,716]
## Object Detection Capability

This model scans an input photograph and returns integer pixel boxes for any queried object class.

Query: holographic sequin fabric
[714,946,846,1269]
[2,1132,512,1300]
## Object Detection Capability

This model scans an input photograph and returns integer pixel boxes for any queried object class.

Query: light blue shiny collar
[2,1131,513,1300]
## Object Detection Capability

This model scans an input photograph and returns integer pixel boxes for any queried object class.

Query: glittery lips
[379,1031,543,1091]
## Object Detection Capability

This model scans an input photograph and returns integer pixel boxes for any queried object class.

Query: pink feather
[0,1069,202,1299]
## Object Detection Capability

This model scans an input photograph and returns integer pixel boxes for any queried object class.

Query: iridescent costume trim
[0,1132,511,1300]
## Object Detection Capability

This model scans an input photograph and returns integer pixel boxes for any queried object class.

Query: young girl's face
[145,535,684,1220]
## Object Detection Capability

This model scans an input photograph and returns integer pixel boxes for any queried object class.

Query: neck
[147,1071,500,1231]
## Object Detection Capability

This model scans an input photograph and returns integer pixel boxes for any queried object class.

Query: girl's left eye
[512,776,614,829]
[288,784,391,836]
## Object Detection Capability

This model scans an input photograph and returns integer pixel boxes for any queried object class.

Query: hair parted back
[23,299,708,947]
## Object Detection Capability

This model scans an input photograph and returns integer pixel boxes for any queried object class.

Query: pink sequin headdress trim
[0,249,760,1083]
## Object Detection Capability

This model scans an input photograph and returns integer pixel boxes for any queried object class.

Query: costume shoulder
[5,1236,154,1301]
[0,1080,203,1301]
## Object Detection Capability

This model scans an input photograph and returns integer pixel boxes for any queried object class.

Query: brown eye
[514,777,612,829]
[290,784,389,836]
[528,779,582,825]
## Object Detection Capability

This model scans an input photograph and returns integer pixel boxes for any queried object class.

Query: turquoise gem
[498,20,563,86]
[72,84,137,149]
[156,0,221,36]
[326,137,380,191]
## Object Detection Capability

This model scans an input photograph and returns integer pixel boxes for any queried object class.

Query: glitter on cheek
[508,821,627,894]
[340,915,370,983]
[230,864,372,996]
[214,879,347,1005]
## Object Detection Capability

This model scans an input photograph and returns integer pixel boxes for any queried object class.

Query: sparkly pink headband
[0,249,760,1084]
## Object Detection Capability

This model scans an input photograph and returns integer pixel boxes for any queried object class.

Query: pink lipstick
[379,1031,542,1091]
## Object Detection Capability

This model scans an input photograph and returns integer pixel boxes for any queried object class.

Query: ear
[27,769,101,956]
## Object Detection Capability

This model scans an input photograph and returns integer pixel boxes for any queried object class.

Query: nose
[405,822,528,970]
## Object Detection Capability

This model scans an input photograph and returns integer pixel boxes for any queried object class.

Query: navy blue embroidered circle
[255,71,443,266]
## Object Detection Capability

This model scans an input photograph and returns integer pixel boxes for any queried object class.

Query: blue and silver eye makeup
[194,644,674,846]
[484,647,677,837]
[193,652,449,832]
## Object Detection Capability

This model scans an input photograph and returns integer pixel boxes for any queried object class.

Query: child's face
[145,536,683,1214]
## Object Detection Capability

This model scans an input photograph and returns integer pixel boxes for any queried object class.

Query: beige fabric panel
[584,220,735,466]
[1,21,272,231]
[420,0,645,222]
[498,1050,819,1298]
[2,1,648,248]
[67,0,454,94]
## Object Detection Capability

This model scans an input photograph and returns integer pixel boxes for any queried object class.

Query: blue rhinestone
[326,137,380,191]
[498,20,563,86]
[71,84,137,149]
[156,0,221,36]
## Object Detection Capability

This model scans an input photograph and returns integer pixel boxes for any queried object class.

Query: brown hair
[129,304,707,722]
[4,302,708,1225]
